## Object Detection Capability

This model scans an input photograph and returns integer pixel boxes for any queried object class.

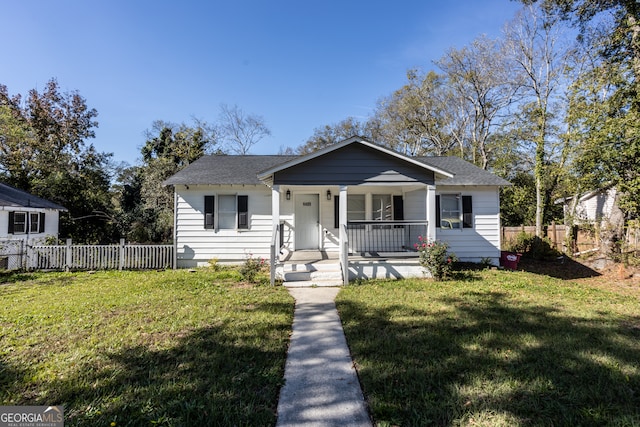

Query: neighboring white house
[164,137,511,284]
[561,185,622,226]
[0,182,67,244]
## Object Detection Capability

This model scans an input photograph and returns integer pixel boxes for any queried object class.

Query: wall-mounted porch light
[286,189,291,200]
[326,189,332,200]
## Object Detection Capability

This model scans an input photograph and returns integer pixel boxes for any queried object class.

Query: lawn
[336,269,640,426]
[0,269,294,426]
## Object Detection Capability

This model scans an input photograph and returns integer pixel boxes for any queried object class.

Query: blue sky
[2,0,524,165]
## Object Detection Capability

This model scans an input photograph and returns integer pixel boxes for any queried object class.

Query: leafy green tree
[521,0,640,222]
[296,117,371,154]
[132,119,218,242]
[0,79,115,243]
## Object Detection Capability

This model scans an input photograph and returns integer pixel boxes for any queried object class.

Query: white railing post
[339,185,349,285]
[65,238,72,272]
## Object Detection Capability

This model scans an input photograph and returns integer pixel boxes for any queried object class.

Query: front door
[295,194,319,250]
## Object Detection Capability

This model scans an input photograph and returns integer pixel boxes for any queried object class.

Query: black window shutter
[334,195,339,229]
[8,211,15,234]
[462,195,473,228]
[393,195,404,220]
[204,196,215,229]
[39,212,46,233]
[237,195,249,229]
[435,195,441,228]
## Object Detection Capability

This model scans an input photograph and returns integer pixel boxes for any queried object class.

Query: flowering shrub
[239,254,267,283]
[414,236,458,280]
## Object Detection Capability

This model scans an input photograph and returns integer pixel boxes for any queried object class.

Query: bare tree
[437,35,523,169]
[218,104,271,155]
[504,5,570,236]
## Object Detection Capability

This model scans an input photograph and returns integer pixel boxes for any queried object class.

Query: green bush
[415,237,458,280]
[505,231,561,260]
[239,254,268,283]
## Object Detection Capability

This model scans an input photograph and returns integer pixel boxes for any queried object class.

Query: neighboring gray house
[0,182,67,244]
[164,137,510,284]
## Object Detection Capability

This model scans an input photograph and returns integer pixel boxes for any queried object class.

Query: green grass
[0,269,294,426]
[336,270,640,426]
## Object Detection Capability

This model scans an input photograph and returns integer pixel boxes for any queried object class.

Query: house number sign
[302,202,312,206]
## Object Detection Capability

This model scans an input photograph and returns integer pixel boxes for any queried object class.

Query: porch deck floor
[280,249,419,264]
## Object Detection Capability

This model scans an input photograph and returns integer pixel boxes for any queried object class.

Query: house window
[12,212,27,234]
[347,195,365,222]
[218,195,236,229]
[372,194,392,221]
[30,213,40,233]
[436,195,473,229]
[204,195,249,230]
[334,194,403,228]
[7,211,45,234]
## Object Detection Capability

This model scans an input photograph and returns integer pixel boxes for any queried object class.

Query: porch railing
[346,220,427,254]
[270,222,280,286]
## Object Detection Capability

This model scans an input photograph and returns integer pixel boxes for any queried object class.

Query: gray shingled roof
[163,155,298,185]
[0,182,67,210]
[417,156,511,186]
[164,153,511,187]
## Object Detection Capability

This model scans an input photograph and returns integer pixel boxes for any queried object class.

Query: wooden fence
[1,239,174,271]
[502,223,640,254]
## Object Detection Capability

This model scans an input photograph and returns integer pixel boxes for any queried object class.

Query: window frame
[203,194,249,231]
[436,194,473,229]
[13,212,27,234]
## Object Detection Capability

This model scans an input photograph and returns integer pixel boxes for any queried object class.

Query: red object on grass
[500,251,521,270]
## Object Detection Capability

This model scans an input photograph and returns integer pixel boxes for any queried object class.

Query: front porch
[274,247,424,287]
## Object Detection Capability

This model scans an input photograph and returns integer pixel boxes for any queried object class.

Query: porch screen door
[295,194,319,249]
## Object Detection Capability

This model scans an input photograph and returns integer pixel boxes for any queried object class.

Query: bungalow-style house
[164,137,510,285]
[0,182,67,244]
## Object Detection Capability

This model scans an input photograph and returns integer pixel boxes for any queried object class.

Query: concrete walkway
[276,287,372,427]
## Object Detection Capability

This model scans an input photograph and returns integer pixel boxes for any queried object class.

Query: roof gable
[270,141,438,185]
[258,137,453,184]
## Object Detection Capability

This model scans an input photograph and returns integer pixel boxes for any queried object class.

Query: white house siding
[574,187,618,224]
[0,208,61,244]
[435,186,502,263]
[175,184,279,267]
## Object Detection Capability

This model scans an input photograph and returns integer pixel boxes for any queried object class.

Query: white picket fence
[1,239,174,271]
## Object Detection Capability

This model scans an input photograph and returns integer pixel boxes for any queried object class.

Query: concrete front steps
[276,256,425,287]
[276,261,344,287]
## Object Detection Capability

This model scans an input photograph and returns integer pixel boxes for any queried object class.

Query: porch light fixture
[326,189,332,200]
[286,189,291,200]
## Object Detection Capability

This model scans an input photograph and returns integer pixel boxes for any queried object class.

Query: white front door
[295,194,319,250]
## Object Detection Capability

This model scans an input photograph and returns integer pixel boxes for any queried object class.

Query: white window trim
[440,193,463,230]
[13,212,28,234]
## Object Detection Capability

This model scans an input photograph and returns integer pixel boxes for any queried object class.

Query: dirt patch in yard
[519,256,640,298]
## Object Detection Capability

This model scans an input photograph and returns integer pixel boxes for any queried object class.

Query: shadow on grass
[518,257,601,280]
[338,292,640,426]
[3,302,292,427]
[0,271,39,285]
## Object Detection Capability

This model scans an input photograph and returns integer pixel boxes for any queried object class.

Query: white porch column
[426,184,437,242]
[270,185,280,286]
[339,185,348,284]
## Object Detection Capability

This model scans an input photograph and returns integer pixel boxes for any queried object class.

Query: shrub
[415,237,458,281]
[239,254,267,283]
[504,231,560,260]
